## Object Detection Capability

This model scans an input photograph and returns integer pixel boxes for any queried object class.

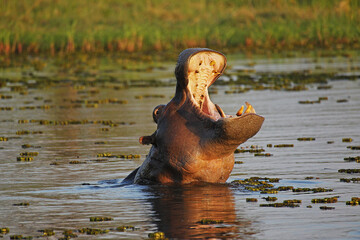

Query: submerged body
[125,48,264,184]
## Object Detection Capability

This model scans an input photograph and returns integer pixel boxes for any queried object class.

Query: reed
[0,0,359,56]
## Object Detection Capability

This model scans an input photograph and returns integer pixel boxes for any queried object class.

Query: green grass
[0,0,359,56]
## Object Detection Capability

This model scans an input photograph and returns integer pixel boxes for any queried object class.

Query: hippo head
[125,48,264,185]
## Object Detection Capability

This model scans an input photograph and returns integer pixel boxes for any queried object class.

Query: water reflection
[144,183,254,239]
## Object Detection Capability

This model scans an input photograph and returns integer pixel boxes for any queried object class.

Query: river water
[0,55,360,239]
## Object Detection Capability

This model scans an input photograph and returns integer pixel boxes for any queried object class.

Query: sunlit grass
[0,0,359,55]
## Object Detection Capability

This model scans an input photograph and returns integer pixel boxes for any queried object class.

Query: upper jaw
[185,51,257,121]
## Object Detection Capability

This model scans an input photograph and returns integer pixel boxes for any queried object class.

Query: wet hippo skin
[124,48,264,184]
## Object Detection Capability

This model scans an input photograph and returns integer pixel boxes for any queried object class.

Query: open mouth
[187,51,256,120]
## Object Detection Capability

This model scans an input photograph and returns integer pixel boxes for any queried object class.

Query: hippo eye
[152,105,165,123]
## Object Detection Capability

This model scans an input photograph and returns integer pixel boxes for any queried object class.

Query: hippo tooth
[215,104,226,118]
[244,102,256,114]
[236,105,244,116]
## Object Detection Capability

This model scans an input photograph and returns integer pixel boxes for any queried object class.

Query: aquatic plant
[311,197,338,203]
[246,198,258,202]
[89,216,113,222]
[148,231,167,240]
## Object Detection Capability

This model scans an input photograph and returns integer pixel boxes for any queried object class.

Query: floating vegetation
[10,235,33,240]
[0,137,8,141]
[78,228,109,235]
[336,99,348,103]
[327,141,334,144]
[197,219,224,224]
[340,178,360,183]
[305,176,314,180]
[299,95,331,104]
[275,186,294,191]
[18,120,29,124]
[232,177,282,193]
[320,206,335,210]
[1,227,10,233]
[347,146,360,150]
[311,197,338,203]
[21,144,41,149]
[97,153,112,157]
[297,137,316,141]
[298,100,320,104]
[338,169,360,174]
[0,107,13,111]
[343,156,360,162]
[69,160,86,164]
[0,94,12,99]
[261,189,278,194]
[267,144,272,147]
[246,198,258,202]
[263,196,277,202]
[94,141,108,144]
[148,231,167,240]
[283,199,302,204]
[38,229,54,236]
[62,230,78,239]
[254,153,273,157]
[346,197,360,206]
[89,216,113,222]
[235,148,265,153]
[16,130,43,135]
[292,187,333,193]
[116,225,137,232]
[274,144,294,148]
[260,202,300,208]
[17,157,33,162]
[13,202,30,206]
[20,152,38,156]
[234,161,244,164]
[343,138,353,142]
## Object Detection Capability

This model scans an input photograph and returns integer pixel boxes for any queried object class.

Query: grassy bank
[0,0,359,56]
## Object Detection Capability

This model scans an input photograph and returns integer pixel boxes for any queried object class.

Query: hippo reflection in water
[124,48,264,184]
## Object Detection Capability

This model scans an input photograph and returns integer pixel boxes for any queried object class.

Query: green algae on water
[340,178,360,183]
[78,228,109,235]
[311,197,338,203]
[274,144,294,148]
[148,231,167,240]
[297,137,316,141]
[116,225,137,232]
[89,216,113,222]
[1,227,10,234]
[38,229,54,236]
[338,169,360,174]
[346,197,360,206]
[263,196,277,202]
[320,206,335,210]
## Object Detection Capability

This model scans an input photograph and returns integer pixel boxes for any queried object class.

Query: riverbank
[1,0,359,56]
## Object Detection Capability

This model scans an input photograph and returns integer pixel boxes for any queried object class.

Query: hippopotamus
[124,48,264,185]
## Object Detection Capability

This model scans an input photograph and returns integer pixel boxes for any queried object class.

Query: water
[0,56,360,239]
